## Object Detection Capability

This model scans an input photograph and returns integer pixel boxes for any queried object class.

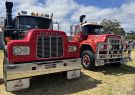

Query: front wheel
[81,50,95,70]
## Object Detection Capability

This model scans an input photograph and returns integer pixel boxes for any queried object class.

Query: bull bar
[95,42,132,66]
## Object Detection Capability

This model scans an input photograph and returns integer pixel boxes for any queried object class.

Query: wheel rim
[83,54,90,66]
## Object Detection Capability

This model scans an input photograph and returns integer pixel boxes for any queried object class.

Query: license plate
[45,64,56,69]
[6,78,30,91]
[67,70,80,79]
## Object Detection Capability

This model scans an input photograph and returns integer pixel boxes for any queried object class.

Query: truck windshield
[82,25,103,35]
[14,16,52,31]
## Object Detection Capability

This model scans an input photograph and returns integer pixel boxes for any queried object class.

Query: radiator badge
[40,32,59,36]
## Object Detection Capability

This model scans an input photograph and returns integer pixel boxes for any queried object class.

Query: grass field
[0,50,135,95]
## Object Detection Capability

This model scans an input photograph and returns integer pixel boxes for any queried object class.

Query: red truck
[3,1,81,91]
[70,15,132,70]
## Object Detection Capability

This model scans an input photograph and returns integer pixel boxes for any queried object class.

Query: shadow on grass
[94,64,135,76]
[12,72,102,95]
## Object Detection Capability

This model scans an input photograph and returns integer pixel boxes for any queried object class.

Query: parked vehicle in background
[70,15,132,70]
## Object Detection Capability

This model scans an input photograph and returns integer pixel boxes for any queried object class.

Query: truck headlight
[68,45,77,52]
[13,46,30,55]
[119,45,122,49]
[99,44,104,49]
[109,45,112,49]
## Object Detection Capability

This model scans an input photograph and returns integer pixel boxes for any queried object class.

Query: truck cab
[82,23,102,35]
[4,14,52,40]
[71,15,132,70]
[3,1,81,91]
[72,23,103,42]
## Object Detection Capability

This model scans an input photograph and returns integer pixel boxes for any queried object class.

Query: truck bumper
[4,58,81,80]
[95,42,132,66]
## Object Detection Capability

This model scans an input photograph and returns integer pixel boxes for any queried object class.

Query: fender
[80,43,96,57]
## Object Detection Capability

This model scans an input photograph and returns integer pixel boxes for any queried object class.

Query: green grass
[0,50,3,58]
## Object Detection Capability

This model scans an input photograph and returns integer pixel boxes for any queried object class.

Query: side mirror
[70,24,82,36]
[52,22,60,30]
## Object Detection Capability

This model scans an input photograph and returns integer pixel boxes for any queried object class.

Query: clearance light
[36,13,39,16]
[21,11,27,15]
[44,14,49,18]
[13,46,30,55]
[41,14,43,17]
[31,12,35,16]
[18,12,21,16]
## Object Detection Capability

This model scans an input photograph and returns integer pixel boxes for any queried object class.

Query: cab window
[82,25,102,36]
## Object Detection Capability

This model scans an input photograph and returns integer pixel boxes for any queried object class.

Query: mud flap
[67,70,80,79]
[6,78,30,91]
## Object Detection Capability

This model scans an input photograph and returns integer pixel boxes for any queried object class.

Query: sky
[0,0,135,34]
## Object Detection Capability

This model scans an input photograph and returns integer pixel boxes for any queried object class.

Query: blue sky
[0,0,135,33]
[74,0,129,8]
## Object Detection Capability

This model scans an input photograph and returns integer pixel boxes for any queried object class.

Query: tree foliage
[101,19,125,36]
[125,31,135,40]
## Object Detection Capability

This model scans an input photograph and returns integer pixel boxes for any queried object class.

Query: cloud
[44,0,78,17]
[71,1,135,31]
[0,0,77,34]
[0,0,135,33]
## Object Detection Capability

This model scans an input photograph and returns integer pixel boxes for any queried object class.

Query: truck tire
[81,50,95,70]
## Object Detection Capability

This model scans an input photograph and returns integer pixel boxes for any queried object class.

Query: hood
[87,34,121,44]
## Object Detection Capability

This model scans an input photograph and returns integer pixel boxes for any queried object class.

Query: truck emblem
[40,32,58,35]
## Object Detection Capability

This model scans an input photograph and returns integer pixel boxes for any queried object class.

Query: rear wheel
[81,50,95,70]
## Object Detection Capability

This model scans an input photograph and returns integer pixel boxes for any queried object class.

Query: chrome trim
[95,40,132,66]
[36,35,64,59]
[5,58,81,80]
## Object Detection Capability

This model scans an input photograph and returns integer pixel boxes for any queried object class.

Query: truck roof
[82,23,103,27]
[15,15,52,20]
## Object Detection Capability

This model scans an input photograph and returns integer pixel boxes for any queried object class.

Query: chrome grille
[37,36,63,58]
[108,38,122,50]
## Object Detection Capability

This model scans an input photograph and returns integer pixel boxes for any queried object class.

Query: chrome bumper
[95,42,132,66]
[5,58,81,80]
